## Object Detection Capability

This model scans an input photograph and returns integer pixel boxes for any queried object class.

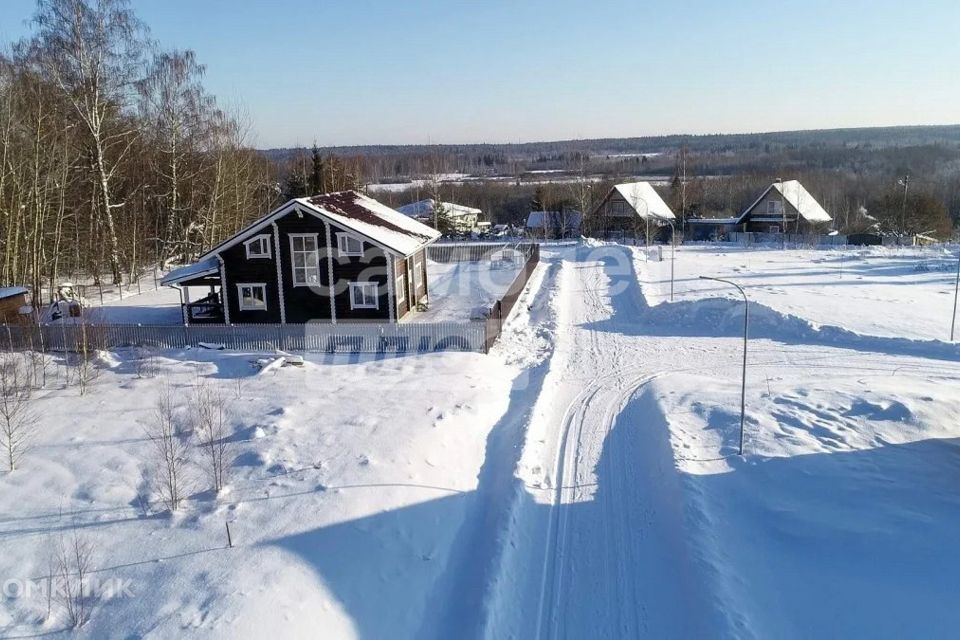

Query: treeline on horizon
[271,125,960,237]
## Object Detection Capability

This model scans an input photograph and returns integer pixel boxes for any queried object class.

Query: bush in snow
[143,384,190,511]
[53,529,95,628]
[191,381,231,493]
[133,346,159,379]
[0,355,36,472]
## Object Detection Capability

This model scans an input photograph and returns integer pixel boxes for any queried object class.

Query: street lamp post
[668,220,676,301]
[777,177,786,250]
[951,248,960,342]
[699,275,748,456]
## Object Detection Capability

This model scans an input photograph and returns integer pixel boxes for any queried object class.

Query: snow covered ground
[415,259,524,322]
[0,344,528,637]
[485,243,960,639]
[4,242,960,638]
[86,285,183,325]
[644,244,960,341]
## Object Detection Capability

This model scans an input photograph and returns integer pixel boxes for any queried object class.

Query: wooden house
[0,287,28,324]
[161,191,441,324]
[736,180,832,233]
[586,182,676,239]
[397,199,482,233]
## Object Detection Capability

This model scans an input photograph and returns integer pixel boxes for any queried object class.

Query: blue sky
[1,0,958,147]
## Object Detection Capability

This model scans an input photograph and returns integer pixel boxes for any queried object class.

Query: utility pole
[777,177,787,249]
[899,175,910,239]
[680,144,688,233]
[951,248,960,342]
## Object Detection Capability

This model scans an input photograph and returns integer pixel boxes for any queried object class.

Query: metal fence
[0,321,487,354]
[484,244,541,351]
[729,232,849,246]
[427,242,537,263]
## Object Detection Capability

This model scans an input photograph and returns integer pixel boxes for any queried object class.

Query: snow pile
[660,364,960,637]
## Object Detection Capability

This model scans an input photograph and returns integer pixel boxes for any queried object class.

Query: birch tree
[29,0,150,284]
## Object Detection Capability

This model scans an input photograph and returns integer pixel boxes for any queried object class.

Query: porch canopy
[161,257,220,287]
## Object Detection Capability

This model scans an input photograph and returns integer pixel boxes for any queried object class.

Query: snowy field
[644,244,960,341]
[3,242,960,638]
[0,345,529,637]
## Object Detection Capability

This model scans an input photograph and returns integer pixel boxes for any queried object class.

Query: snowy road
[486,245,732,638]
[484,243,960,640]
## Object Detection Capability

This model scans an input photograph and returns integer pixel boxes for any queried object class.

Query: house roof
[526,210,583,229]
[738,180,832,223]
[0,286,27,299]
[612,182,676,220]
[195,191,440,265]
[160,257,220,286]
[299,191,442,255]
[397,199,482,219]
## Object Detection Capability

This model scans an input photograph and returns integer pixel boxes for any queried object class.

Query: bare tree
[54,528,94,628]
[73,320,98,394]
[0,355,36,471]
[144,383,189,510]
[29,0,150,284]
[191,381,230,493]
[137,49,218,262]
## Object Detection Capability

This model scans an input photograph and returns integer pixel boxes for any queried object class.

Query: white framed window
[414,259,423,289]
[244,234,272,259]
[337,233,364,257]
[768,225,780,234]
[237,283,268,311]
[349,282,379,310]
[395,273,405,304]
[289,233,320,287]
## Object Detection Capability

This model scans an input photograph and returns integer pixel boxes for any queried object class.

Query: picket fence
[0,321,487,354]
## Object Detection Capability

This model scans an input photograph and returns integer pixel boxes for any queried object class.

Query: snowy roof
[739,180,832,223]
[397,199,482,219]
[299,192,441,255]
[196,191,441,264]
[0,286,27,299]
[160,257,220,286]
[526,210,583,229]
[612,182,676,220]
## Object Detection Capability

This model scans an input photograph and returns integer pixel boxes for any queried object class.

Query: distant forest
[271,125,960,235]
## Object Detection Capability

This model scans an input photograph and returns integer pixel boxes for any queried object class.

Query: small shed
[686,217,739,241]
[0,287,29,324]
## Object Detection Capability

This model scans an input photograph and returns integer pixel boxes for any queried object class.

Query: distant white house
[526,210,583,238]
[586,181,675,238]
[736,180,831,233]
[397,199,482,233]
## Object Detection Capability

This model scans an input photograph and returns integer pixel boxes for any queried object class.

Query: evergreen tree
[432,200,454,235]
[282,170,308,200]
[309,144,325,194]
